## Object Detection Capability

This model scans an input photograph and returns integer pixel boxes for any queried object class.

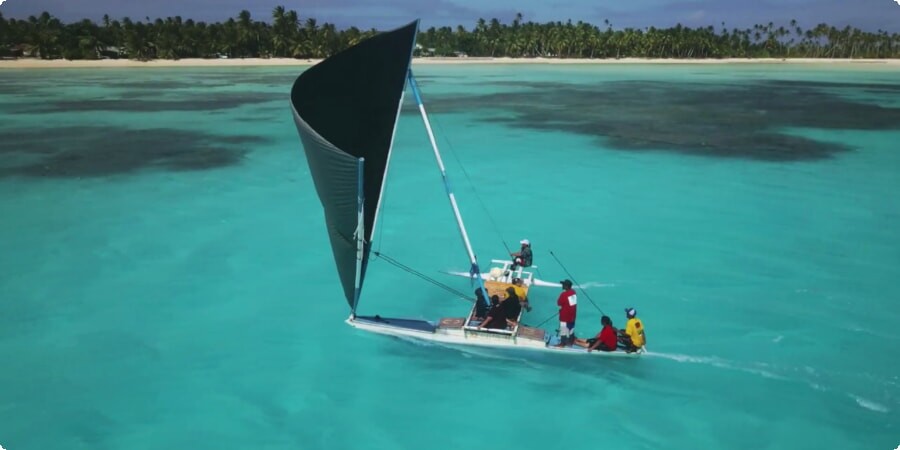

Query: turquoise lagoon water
[0,63,898,449]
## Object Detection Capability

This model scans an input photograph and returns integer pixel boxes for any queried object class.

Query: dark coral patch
[418,79,900,161]
[19,92,284,113]
[0,127,266,178]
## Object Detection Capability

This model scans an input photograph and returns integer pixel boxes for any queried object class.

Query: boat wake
[851,395,890,413]
[646,351,786,380]
[647,351,893,413]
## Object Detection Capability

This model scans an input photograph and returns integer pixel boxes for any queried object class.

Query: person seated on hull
[503,286,523,327]
[473,287,489,320]
[509,239,533,273]
[617,307,646,353]
[478,295,508,330]
[511,277,531,312]
[574,315,618,352]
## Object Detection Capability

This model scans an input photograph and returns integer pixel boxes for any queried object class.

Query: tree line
[1,8,897,60]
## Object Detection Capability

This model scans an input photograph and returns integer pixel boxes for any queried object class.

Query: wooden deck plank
[439,317,466,329]
[483,280,529,301]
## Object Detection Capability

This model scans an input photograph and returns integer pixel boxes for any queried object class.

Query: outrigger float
[290,19,643,358]
[446,259,563,288]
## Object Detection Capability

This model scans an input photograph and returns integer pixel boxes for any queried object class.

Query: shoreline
[1,57,899,69]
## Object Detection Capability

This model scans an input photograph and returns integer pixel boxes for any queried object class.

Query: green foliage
[0,9,897,60]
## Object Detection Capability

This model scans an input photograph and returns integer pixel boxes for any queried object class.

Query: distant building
[98,46,122,59]
[2,45,25,59]
[414,44,436,57]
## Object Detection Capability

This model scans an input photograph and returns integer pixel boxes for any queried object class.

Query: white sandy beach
[1,57,899,69]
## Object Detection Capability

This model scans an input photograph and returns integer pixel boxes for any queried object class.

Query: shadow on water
[413,79,900,162]
[16,91,284,114]
[0,126,266,178]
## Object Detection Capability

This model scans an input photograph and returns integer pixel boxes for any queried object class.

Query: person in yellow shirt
[511,277,531,312]
[619,307,646,352]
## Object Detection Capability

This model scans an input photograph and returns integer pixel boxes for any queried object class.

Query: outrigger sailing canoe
[290,20,642,357]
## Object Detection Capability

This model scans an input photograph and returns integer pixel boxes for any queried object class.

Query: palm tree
[28,12,63,59]
[284,9,299,56]
[236,10,255,57]
[0,12,10,54]
[271,6,288,57]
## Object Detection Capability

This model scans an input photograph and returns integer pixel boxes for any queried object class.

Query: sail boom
[409,72,478,266]
[408,71,489,297]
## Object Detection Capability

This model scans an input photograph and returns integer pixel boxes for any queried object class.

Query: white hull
[346,315,644,358]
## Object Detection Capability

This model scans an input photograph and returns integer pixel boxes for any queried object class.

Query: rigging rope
[373,251,473,302]
[549,250,606,316]
[430,111,513,256]
[533,311,559,328]
[376,179,389,253]
[375,109,398,254]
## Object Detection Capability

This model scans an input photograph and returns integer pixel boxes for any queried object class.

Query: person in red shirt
[555,279,577,347]
[574,315,617,352]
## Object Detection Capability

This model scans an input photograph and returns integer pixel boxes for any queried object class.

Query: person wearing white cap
[509,239,533,271]
[618,307,646,352]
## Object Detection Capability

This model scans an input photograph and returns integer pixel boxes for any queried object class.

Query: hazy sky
[2,0,898,31]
